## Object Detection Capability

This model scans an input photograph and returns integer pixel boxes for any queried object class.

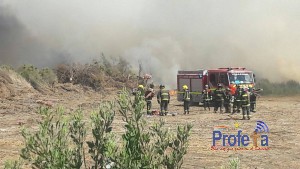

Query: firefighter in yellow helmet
[138,85,145,97]
[136,85,144,95]
[182,85,191,114]
[133,85,145,107]
[157,84,170,116]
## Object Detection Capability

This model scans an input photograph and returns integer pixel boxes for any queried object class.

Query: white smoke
[1,0,300,86]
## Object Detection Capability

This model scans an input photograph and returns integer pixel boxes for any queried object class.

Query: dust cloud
[1,0,299,87]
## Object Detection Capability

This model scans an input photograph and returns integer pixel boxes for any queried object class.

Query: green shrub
[115,88,193,169]
[6,88,192,169]
[18,65,57,90]
[39,68,58,86]
[18,65,44,90]
[0,64,14,71]
[20,107,85,169]
[4,160,22,169]
[221,157,240,169]
[87,102,116,169]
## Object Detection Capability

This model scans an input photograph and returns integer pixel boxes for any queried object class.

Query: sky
[1,0,300,86]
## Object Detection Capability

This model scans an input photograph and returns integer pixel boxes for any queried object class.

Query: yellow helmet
[183,85,188,90]
[138,85,144,89]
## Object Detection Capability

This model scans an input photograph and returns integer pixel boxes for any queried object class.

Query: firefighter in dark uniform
[202,85,212,111]
[249,87,259,112]
[157,84,170,116]
[224,88,232,113]
[213,83,226,113]
[182,85,191,114]
[233,85,242,114]
[145,84,155,115]
[241,88,251,120]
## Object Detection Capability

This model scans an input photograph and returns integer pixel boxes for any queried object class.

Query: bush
[0,64,14,71]
[87,101,116,168]
[72,62,104,90]
[20,107,85,168]
[55,64,72,83]
[221,157,240,169]
[6,88,192,169]
[18,65,57,90]
[55,55,136,90]
[116,89,192,168]
[256,78,300,96]
[39,68,58,86]
[18,65,44,90]
[4,160,22,169]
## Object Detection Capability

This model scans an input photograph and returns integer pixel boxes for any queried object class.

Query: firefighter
[182,85,191,114]
[233,85,242,114]
[202,85,212,111]
[133,85,145,108]
[224,88,232,113]
[249,87,260,112]
[157,84,170,116]
[133,84,144,95]
[213,83,226,113]
[241,88,251,120]
[138,84,145,95]
[145,84,155,115]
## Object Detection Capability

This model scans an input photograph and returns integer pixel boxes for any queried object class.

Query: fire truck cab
[177,67,255,104]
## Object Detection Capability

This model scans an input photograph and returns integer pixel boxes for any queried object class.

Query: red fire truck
[177,67,255,104]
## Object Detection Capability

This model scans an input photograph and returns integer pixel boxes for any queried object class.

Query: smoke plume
[1,0,300,87]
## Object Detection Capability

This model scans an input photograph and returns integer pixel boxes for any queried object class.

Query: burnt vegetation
[55,54,136,91]
[1,56,300,96]
[2,54,137,93]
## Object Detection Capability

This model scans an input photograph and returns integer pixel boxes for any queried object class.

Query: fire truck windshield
[228,73,253,84]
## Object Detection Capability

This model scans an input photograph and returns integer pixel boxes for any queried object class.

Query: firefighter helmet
[217,83,222,87]
[182,85,188,90]
[138,85,144,89]
[159,84,165,89]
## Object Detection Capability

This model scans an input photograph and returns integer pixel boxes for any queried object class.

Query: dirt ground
[1,89,300,169]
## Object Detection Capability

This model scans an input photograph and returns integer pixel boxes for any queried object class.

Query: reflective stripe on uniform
[184,90,190,101]
[161,90,169,100]
[178,91,202,94]
[241,94,249,105]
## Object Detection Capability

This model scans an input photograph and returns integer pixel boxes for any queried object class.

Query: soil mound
[0,68,35,98]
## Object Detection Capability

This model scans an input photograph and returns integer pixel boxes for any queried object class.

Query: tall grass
[256,78,300,96]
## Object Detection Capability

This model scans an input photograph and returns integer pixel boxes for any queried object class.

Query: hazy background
[1,0,299,86]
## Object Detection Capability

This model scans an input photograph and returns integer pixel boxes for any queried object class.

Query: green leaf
[174,140,180,147]
[106,126,113,133]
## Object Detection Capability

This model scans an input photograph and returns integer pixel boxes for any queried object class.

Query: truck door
[191,78,203,103]
[219,73,229,87]
[209,73,218,87]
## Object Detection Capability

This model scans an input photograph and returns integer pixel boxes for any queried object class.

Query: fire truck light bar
[218,67,246,70]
